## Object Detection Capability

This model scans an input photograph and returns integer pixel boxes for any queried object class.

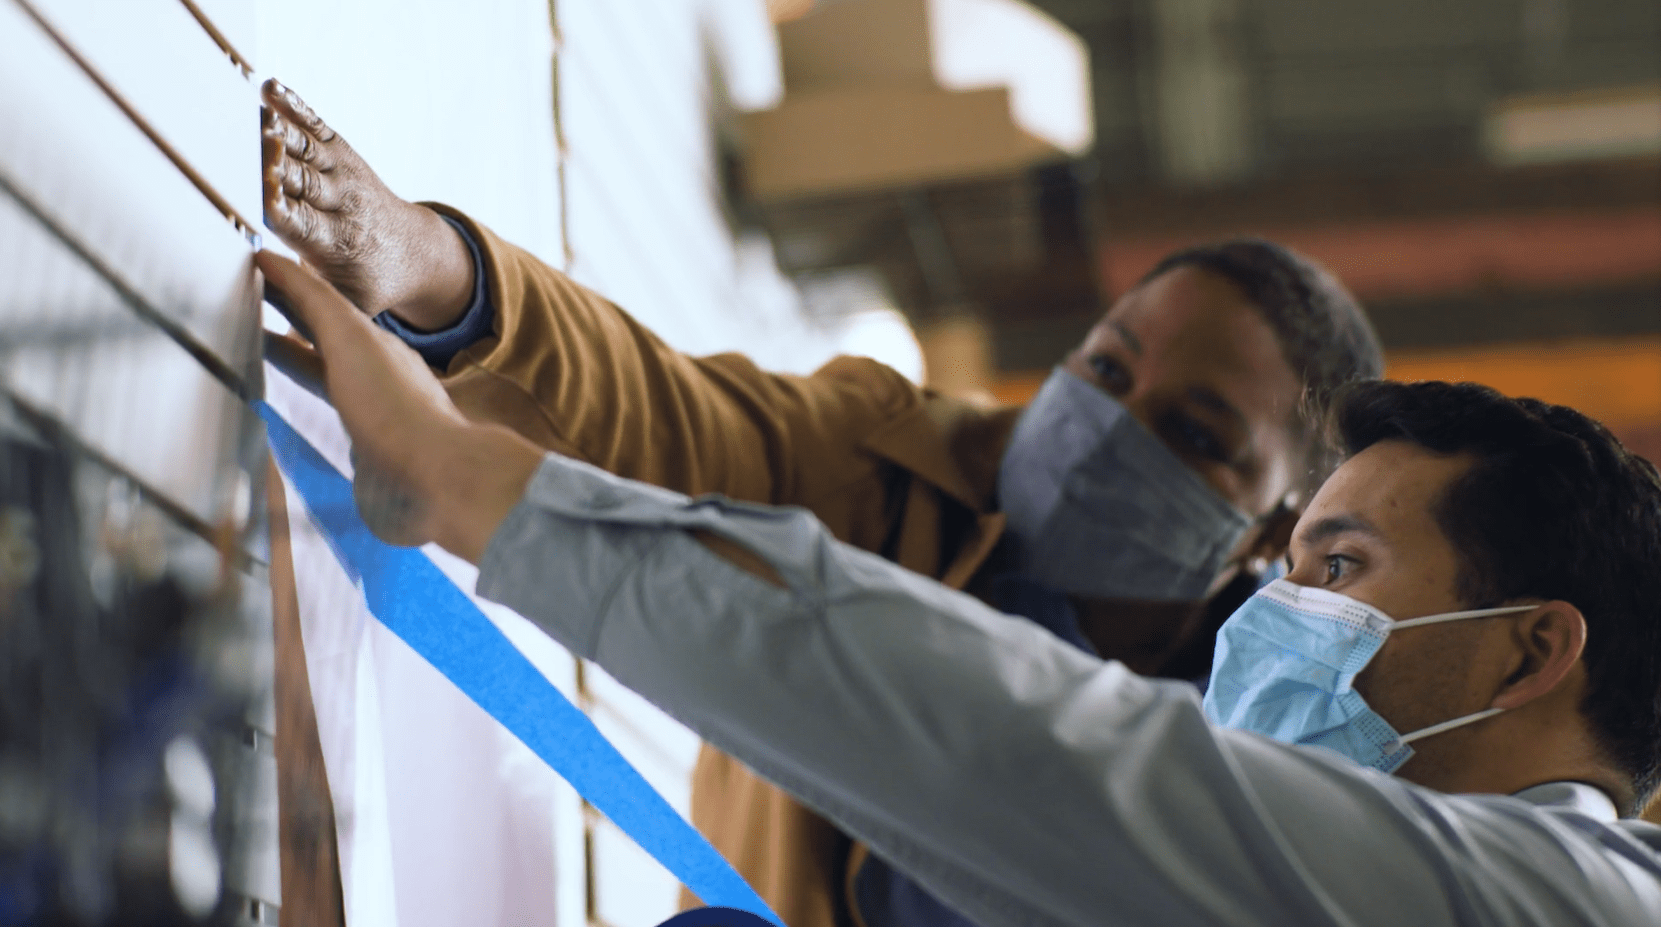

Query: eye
[1087,354,1133,396]
[1161,411,1229,464]
[1324,554,1358,584]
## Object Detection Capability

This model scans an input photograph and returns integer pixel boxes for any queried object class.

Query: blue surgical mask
[997,367,1253,602]
[1204,578,1535,773]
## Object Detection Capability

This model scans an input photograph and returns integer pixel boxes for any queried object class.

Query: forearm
[421,206,797,500]
[472,454,1342,927]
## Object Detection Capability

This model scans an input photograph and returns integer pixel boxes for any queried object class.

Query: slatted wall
[0,0,275,921]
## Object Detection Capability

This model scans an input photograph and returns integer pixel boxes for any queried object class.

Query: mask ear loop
[1390,603,1539,746]
[1399,707,1506,744]
[1393,603,1536,630]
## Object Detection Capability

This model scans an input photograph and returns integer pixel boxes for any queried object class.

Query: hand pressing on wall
[260,79,476,332]
[258,251,541,564]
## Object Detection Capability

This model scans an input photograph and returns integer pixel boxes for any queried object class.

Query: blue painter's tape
[257,403,781,925]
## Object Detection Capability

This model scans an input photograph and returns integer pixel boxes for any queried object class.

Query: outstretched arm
[261,250,1544,927]
[261,82,918,504]
[472,453,1459,927]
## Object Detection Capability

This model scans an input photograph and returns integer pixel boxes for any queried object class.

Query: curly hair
[1142,238,1384,493]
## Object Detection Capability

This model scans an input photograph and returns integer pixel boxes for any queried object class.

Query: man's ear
[1490,602,1587,711]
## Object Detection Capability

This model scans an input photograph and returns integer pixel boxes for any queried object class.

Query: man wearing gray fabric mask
[261,81,1383,927]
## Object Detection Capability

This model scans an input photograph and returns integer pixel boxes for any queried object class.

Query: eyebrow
[1107,320,1144,357]
[1297,514,1384,547]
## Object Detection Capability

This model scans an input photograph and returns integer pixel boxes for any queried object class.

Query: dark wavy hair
[1334,379,1661,814]
[1142,238,1384,494]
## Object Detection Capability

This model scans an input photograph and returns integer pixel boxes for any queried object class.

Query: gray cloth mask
[997,367,1254,602]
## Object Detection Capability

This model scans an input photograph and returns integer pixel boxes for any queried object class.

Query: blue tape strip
[257,403,781,925]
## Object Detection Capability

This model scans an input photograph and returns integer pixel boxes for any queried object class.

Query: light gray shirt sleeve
[476,454,1661,927]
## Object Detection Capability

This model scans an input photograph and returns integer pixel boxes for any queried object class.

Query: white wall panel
[27,0,263,225]
[186,0,260,70]
[0,0,258,528]
[0,0,260,384]
[255,0,562,266]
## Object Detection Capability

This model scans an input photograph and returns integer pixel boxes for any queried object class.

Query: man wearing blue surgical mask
[261,83,1382,927]
[1204,381,1659,803]
[266,253,1661,927]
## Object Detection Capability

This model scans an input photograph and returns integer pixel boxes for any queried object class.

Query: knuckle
[283,122,305,156]
[280,160,301,195]
[269,196,296,233]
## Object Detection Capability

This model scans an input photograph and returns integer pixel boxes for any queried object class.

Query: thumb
[257,249,359,346]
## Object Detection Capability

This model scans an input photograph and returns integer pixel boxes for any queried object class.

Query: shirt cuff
[373,213,495,369]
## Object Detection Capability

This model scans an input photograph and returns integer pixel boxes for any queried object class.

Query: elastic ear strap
[1400,707,1506,744]
[1393,603,1536,630]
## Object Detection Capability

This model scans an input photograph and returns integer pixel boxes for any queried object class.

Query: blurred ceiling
[749,0,1660,373]
[1042,0,1658,181]
[1032,0,1660,353]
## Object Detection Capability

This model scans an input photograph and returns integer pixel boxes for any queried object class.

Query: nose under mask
[996,367,1253,602]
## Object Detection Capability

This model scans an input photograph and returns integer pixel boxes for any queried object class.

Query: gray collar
[1512,781,1620,822]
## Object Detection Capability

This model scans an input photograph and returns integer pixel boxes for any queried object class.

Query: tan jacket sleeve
[425,205,921,508]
